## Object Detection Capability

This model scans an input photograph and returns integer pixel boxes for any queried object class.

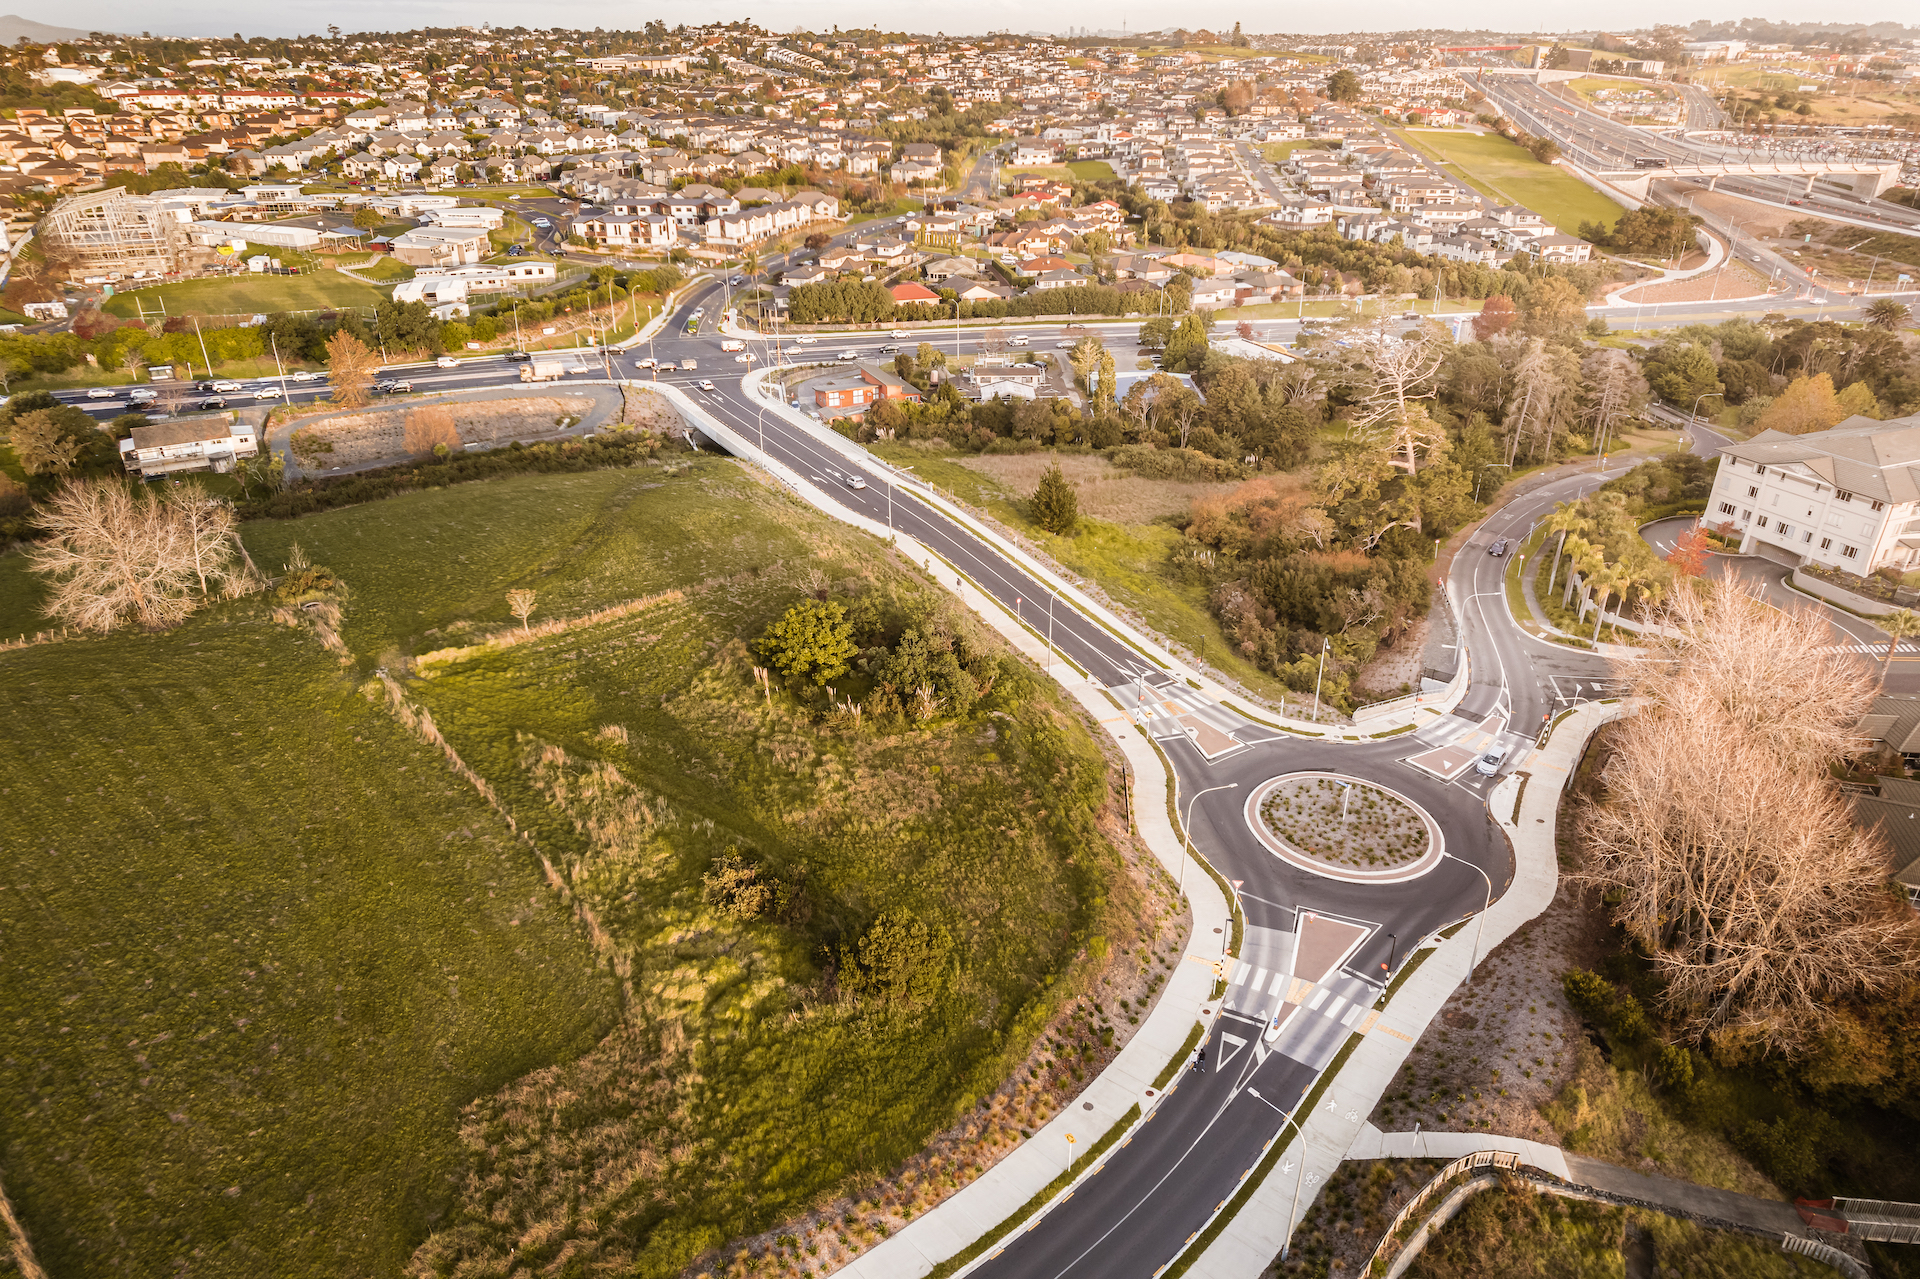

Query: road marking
[1249,966,1268,992]
[1218,1032,1248,1069]
[1306,987,1330,1012]
[1230,962,1250,987]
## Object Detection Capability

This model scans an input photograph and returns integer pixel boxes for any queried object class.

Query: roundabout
[1243,771,1446,884]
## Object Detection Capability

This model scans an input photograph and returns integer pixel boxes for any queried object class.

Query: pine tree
[1029,463,1078,535]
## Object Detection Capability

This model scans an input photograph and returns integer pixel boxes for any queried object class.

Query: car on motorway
[1007,334,1029,347]
[633,357,655,368]
[128,387,158,401]
[195,396,228,411]
[698,379,717,391]
[253,386,282,399]
[374,379,413,394]
[436,356,458,368]
[846,475,867,490]
[889,329,909,338]
[1488,538,1508,557]
[86,386,117,399]
[793,336,817,344]
[1055,340,1075,348]
[212,380,242,393]
[838,349,859,360]
[1475,746,1508,777]
[504,351,531,362]
[289,370,320,382]
[729,275,744,285]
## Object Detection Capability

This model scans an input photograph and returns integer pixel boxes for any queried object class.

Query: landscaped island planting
[1259,776,1431,869]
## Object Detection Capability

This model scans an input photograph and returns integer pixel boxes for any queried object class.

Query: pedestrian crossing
[1817,642,1920,656]
[1217,917,1380,1070]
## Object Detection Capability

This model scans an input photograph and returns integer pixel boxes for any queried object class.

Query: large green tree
[756,598,856,685]
[1326,69,1363,102]
[1029,462,1079,535]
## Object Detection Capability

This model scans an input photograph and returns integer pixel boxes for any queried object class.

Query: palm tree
[1587,565,1625,643]
[1878,608,1920,690]
[1542,503,1590,600]
[1563,539,1600,611]
[1863,298,1913,332]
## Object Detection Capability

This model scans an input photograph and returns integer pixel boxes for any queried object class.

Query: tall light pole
[1690,390,1723,435]
[1310,636,1331,722]
[1179,782,1238,897]
[1246,1085,1312,1263]
[1440,851,1494,986]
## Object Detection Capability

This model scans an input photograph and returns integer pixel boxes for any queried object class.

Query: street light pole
[1310,636,1331,722]
[1690,391,1724,436]
[1440,851,1494,985]
[1246,1086,1312,1263]
[1179,782,1239,898]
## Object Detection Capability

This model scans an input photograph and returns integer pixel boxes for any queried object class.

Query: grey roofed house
[1849,772,1920,908]
[1719,418,1920,505]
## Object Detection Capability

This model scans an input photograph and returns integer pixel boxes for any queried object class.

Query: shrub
[1734,1115,1823,1193]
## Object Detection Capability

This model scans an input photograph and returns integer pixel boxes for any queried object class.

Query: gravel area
[1261,777,1430,870]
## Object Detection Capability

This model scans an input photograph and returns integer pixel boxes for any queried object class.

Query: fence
[1833,1197,1920,1244]
[1365,1151,1523,1275]
[1781,1232,1873,1279]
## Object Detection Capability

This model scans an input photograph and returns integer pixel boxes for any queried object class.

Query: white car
[698,379,717,391]
[253,385,282,399]
[1056,340,1075,348]
[633,357,656,368]
[128,387,158,402]
[734,354,751,363]
[566,364,591,374]
[86,386,117,399]
[436,355,458,368]
[794,336,817,344]
[889,329,909,338]
[212,380,242,392]
[1475,747,1508,777]
[846,475,867,490]
[839,350,860,360]
[288,370,320,382]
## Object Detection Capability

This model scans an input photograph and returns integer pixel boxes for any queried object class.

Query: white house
[119,418,259,477]
[1708,416,1920,574]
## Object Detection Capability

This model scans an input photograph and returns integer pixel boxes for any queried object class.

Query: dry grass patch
[289,395,595,466]
[956,452,1238,525]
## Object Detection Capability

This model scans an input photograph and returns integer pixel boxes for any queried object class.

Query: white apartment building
[1708,417,1920,574]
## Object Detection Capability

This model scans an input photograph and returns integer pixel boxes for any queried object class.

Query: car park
[1488,539,1508,557]
[846,475,867,490]
[86,387,117,399]
[436,356,458,368]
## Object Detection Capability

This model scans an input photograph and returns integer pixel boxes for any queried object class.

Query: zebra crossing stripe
[1323,995,1346,1020]
[1230,962,1250,987]
[1268,971,1289,995]
[1340,1003,1364,1027]
[1306,987,1331,1012]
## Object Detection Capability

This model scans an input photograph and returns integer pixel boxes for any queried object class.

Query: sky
[48,0,1910,41]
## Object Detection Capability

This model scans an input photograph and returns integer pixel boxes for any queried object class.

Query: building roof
[129,418,252,449]
[1721,414,1920,505]
[1850,773,1920,892]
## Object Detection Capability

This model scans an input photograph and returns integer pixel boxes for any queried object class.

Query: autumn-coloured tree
[326,330,376,408]
[403,404,461,455]
[1580,578,1918,1058]
[1665,526,1710,578]
[9,409,83,476]
[506,588,537,633]
[27,480,204,631]
[1471,294,1517,342]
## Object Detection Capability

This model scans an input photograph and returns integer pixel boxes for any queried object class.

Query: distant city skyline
[43,2,1913,41]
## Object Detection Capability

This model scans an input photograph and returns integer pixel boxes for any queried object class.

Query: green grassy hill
[1,456,1137,1278]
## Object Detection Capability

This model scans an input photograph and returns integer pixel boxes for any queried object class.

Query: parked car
[507,244,526,256]
[288,370,320,382]
[436,356,458,368]
[1488,539,1508,557]
[86,386,117,399]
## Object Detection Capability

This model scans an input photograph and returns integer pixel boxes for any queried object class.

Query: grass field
[1260,139,1335,164]
[1067,160,1118,182]
[0,460,1138,1278]
[0,615,622,1279]
[102,269,389,319]
[1393,129,1626,235]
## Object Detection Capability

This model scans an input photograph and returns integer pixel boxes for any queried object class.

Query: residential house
[389,225,489,267]
[889,281,942,304]
[962,361,1049,400]
[118,418,259,478]
[812,366,923,419]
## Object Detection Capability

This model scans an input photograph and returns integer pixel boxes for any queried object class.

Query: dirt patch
[620,385,685,432]
[1617,261,1773,305]
[289,396,595,467]
[956,452,1238,525]
[1357,611,1431,697]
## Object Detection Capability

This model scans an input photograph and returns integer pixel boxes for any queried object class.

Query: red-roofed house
[890,281,941,304]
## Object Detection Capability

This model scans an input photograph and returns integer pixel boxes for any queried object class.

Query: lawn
[0,615,621,1279]
[3,460,1144,1279]
[1260,139,1334,164]
[347,253,415,281]
[1000,164,1077,184]
[1067,160,1118,182]
[102,269,389,320]
[1393,128,1626,235]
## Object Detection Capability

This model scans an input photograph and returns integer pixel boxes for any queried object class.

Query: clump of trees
[1580,577,1920,1059]
[755,591,1006,726]
[25,478,257,632]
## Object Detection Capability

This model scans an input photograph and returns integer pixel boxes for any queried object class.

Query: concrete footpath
[1180,699,1628,1276]
[1346,1123,1572,1179]
[646,384,1235,1279]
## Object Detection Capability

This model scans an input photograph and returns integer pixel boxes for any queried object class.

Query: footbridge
[1597,160,1902,201]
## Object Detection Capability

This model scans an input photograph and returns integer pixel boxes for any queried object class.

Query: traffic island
[1243,772,1445,885]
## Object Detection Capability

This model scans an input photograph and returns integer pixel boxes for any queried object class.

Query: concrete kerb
[735,367,1473,738]
[643,382,1235,1279]
[1173,699,1629,1278]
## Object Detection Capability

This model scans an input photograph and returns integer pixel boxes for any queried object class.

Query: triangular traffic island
[1293,911,1368,986]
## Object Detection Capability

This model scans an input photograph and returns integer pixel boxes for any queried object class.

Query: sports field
[102,269,389,319]
[1394,129,1626,235]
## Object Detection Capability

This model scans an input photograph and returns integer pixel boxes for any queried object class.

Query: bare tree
[1321,316,1446,474]
[507,588,538,633]
[1579,578,1918,1056]
[327,330,376,408]
[26,479,202,632]
[1582,347,1646,457]
[159,482,240,596]
[403,404,461,455]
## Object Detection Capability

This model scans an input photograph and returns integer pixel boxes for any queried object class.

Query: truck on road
[519,356,575,382]
[720,339,746,352]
